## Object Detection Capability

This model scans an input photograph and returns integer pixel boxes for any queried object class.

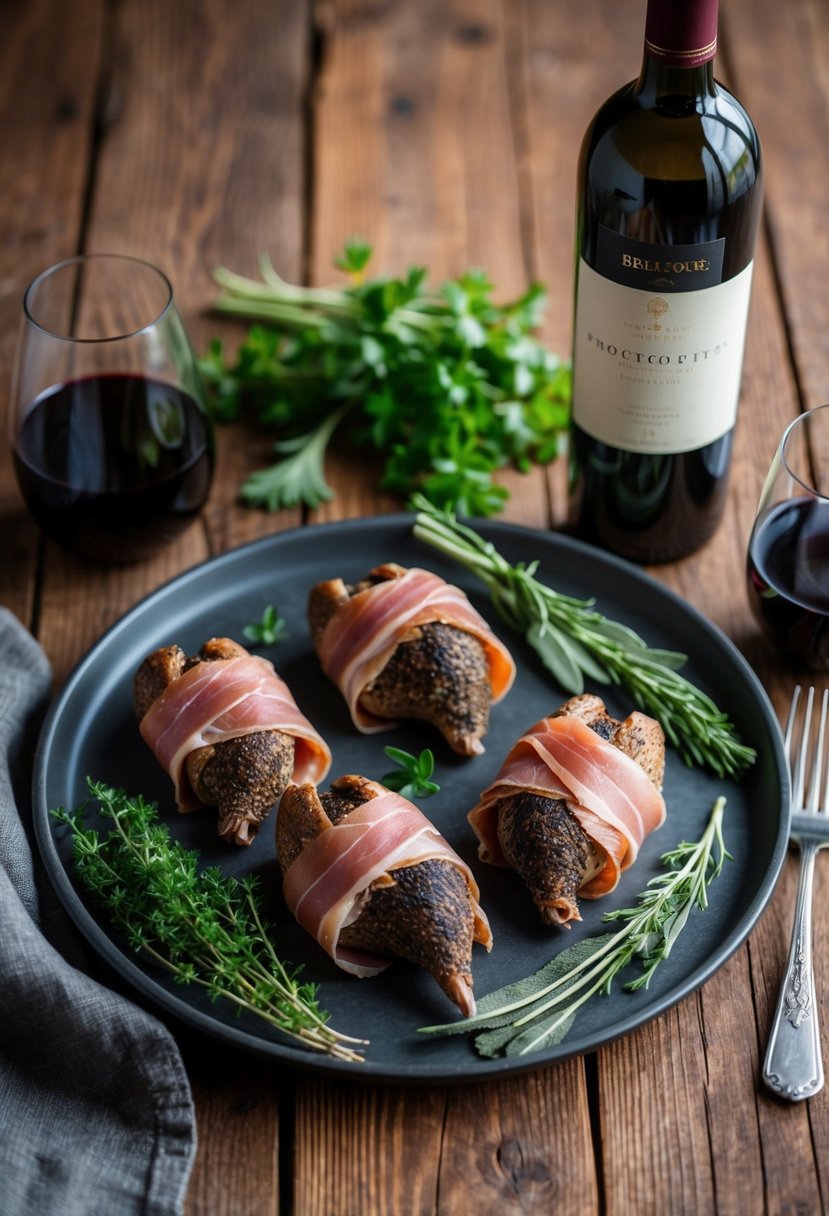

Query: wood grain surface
[1,1,827,1213]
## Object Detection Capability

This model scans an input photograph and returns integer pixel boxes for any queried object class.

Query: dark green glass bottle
[568,0,763,562]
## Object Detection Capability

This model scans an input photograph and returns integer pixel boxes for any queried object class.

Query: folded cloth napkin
[0,607,196,1216]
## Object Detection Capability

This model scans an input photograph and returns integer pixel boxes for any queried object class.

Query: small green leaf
[380,746,440,799]
[243,604,288,646]
[241,402,352,511]
[334,237,373,277]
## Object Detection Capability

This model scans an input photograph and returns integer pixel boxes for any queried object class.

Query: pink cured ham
[317,566,516,733]
[282,788,493,977]
[139,654,331,812]
[469,713,666,898]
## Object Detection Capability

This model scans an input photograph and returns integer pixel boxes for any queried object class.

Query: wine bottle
[568,0,762,563]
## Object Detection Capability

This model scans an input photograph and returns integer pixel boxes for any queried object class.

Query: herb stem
[411,496,755,778]
[53,782,366,1063]
[420,797,730,1057]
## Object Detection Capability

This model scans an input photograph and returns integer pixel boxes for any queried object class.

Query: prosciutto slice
[469,712,666,898]
[316,566,515,733]
[139,654,331,812]
[282,787,492,978]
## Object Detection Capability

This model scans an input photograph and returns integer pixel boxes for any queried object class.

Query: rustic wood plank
[71,0,314,560]
[192,0,313,555]
[5,2,828,1214]
[514,0,639,528]
[309,0,550,530]
[294,1081,446,1216]
[183,1062,281,1216]
[295,1067,598,1216]
[0,0,105,626]
[7,3,312,1212]
[709,3,829,1207]
[517,2,816,1213]
[599,1003,716,1216]
[721,0,829,417]
[295,3,594,1213]
[437,1068,598,1215]
[515,7,706,1193]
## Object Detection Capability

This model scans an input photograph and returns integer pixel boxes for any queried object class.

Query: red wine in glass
[10,254,214,563]
[746,496,829,668]
[13,373,214,563]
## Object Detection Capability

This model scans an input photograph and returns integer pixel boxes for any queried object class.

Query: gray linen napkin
[0,606,197,1216]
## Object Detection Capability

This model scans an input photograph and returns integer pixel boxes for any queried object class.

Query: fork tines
[787,686,829,828]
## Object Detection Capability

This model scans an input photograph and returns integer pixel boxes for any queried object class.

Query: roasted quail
[134,637,322,846]
[277,774,492,1015]
[469,694,666,926]
[309,563,515,756]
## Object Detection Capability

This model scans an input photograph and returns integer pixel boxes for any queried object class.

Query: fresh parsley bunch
[200,240,571,516]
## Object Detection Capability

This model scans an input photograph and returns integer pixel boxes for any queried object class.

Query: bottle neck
[635,0,718,107]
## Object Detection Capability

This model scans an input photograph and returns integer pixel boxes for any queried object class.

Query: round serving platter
[33,514,789,1083]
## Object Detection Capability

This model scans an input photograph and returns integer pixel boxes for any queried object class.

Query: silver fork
[763,685,828,1101]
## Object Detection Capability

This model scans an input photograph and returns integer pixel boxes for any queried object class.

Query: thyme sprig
[411,496,755,778]
[420,796,730,1057]
[52,781,365,1063]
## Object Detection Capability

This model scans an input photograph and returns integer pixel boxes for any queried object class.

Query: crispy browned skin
[308,563,491,756]
[496,694,665,926]
[277,774,484,1015]
[133,636,295,846]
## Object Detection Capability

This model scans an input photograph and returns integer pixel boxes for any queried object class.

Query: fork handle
[762,842,824,1101]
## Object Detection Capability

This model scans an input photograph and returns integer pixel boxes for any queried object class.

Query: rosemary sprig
[420,796,730,1057]
[52,780,366,1063]
[411,495,755,778]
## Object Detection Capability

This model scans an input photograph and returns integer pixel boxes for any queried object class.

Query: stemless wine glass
[746,404,829,668]
[10,253,214,563]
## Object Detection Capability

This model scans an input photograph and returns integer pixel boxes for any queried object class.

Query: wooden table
[2,1,827,1212]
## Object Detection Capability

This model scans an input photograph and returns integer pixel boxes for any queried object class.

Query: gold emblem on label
[647,296,668,330]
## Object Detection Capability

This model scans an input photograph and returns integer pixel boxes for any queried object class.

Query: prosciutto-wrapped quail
[308,563,515,756]
[468,694,666,926]
[276,774,492,1015]
[134,637,331,845]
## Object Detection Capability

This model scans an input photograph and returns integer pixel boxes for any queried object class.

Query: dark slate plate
[32,515,788,1083]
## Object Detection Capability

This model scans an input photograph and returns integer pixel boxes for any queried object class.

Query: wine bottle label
[572,248,754,455]
[596,227,725,292]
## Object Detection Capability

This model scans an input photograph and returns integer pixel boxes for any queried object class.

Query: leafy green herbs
[411,496,756,778]
[199,240,571,517]
[381,746,440,799]
[420,797,730,1056]
[52,781,365,1062]
[243,604,288,646]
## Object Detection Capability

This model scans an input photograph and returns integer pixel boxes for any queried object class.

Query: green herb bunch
[411,496,756,778]
[53,780,365,1062]
[421,796,730,1057]
[200,239,571,517]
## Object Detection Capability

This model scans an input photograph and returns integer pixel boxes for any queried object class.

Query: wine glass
[9,253,214,563]
[746,404,829,668]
